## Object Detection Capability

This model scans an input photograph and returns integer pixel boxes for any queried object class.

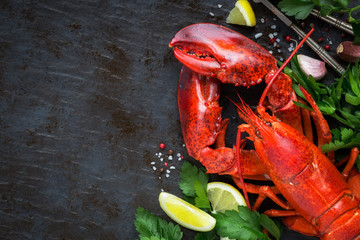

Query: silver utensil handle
[291,24,346,75]
[310,9,354,36]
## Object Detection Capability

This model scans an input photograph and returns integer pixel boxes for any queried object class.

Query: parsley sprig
[214,206,281,240]
[135,207,183,240]
[278,0,360,43]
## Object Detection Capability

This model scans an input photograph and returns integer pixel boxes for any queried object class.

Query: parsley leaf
[214,206,281,240]
[135,207,183,240]
[140,237,165,240]
[179,161,211,211]
[278,0,315,19]
[195,230,217,240]
[322,127,360,152]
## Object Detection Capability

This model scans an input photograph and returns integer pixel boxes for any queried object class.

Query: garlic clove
[297,54,327,80]
[337,41,360,63]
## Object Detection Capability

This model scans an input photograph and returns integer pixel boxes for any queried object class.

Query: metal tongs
[252,0,347,75]
[310,9,354,36]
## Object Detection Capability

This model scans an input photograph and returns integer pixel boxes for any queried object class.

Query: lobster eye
[255,130,261,137]
[266,122,272,127]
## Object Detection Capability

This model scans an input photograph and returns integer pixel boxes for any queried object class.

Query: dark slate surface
[0,0,357,239]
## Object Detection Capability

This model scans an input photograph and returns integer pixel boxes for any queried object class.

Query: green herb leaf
[345,93,360,106]
[179,161,209,199]
[135,207,183,240]
[194,180,211,210]
[214,206,281,240]
[278,0,315,19]
[140,237,165,240]
[259,214,282,240]
[321,128,360,152]
[195,230,217,240]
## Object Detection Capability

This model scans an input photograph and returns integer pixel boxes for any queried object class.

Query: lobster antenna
[235,128,252,209]
[258,28,315,109]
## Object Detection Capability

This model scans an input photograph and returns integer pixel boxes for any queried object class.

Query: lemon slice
[226,0,256,27]
[207,182,247,214]
[159,192,216,232]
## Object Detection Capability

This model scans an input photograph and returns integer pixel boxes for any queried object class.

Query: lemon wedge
[207,182,247,214]
[159,192,216,232]
[226,0,256,27]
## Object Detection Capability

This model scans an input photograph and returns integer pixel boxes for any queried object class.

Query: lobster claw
[169,23,278,87]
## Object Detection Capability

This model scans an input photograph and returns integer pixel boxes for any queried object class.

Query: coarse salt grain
[277,49,281,53]
[182,144,186,147]
[178,157,182,161]
[269,33,274,38]
[151,161,155,165]
[271,25,276,29]
[288,47,294,52]
[280,57,284,61]
[161,188,164,192]
[170,166,176,169]
[218,4,222,8]
[254,33,263,39]
[276,38,280,42]
[329,40,332,44]
[160,158,164,162]
[273,42,277,47]
[159,176,161,179]
[153,166,157,171]
[209,12,214,16]
[168,155,173,160]
[273,32,278,36]
[158,152,162,156]
[269,50,273,54]
[166,169,170,173]
[166,174,170,178]
[176,153,181,157]
[261,18,265,23]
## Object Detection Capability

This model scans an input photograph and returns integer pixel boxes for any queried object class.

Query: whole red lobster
[169,23,360,239]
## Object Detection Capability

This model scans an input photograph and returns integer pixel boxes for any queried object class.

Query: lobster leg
[299,86,332,147]
[338,147,360,200]
[275,214,319,236]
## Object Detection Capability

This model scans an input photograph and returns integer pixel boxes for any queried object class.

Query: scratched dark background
[0,0,357,239]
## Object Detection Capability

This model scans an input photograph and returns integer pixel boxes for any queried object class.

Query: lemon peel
[159,192,216,232]
[226,0,256,27]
